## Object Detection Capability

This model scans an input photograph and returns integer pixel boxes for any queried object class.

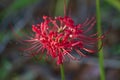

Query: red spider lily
[25,16,103,65]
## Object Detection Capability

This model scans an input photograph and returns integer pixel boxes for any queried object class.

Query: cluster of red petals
[26,16,102,65]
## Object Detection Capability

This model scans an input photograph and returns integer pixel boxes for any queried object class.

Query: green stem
[96,0,105,80]
[60,0,66,80]
[60,64,65,80]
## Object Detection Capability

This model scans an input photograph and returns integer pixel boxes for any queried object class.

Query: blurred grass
[0,32,4,42]
[0,60,12,80]
[112,45,120,55]
[106,0,120,11]
[0,0,39,20]
[55,0,69,16]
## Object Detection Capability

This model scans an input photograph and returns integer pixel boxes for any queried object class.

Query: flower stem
[60,64,65,80]
[64,0,66,16]
[96,0,105,80]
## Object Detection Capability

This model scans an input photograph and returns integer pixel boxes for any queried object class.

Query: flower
[25,16,103,65]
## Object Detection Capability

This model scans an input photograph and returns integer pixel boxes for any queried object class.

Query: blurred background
[0,0,120,80]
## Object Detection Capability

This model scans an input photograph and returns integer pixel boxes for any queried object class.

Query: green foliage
[101,0,120,29]
[0,32,4,42]
[106,0,120,11]
[0,60,12,80]
[0,0,40,20]
[55,0,69,16]
[112,45,120,55]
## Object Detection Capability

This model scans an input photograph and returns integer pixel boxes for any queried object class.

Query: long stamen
[75,49,86,57]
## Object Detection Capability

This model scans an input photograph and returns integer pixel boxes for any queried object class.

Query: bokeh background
[0,0,120,80]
